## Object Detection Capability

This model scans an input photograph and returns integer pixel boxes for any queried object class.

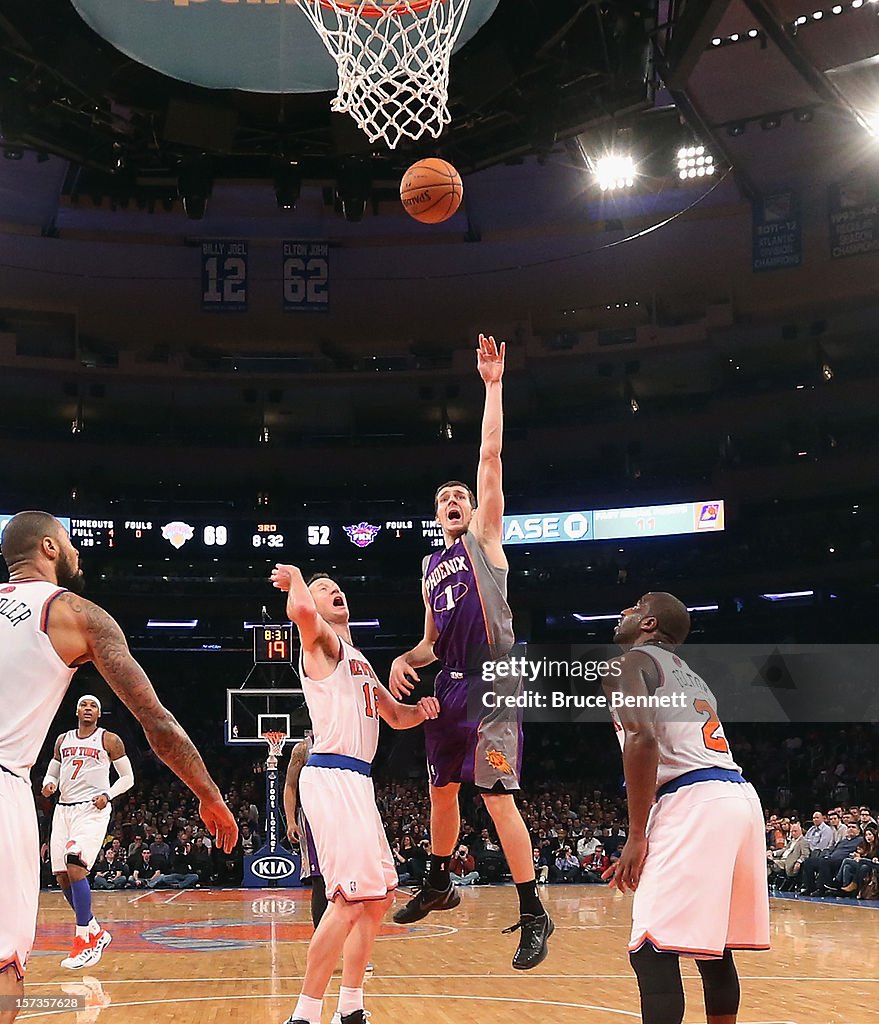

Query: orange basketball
[400,158,464,224]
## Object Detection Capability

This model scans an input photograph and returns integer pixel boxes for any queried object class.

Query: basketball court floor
[23,886,877,1023]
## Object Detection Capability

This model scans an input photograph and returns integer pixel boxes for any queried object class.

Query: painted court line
[19,991,643,1020]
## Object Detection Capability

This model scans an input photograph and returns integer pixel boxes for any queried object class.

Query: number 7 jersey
[610,643,741,788]
[299,637,381,763]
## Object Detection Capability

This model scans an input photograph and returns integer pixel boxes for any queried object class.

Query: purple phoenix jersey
[422,531,521,790]
[423,531,514,671]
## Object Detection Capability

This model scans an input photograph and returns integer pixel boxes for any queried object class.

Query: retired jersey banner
[752,190,801,272]
[829,177,879,259]
[282,241,329,312]
[201,240,247,312]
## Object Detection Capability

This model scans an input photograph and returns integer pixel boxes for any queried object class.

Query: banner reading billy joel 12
[829,177,879,259]
[201,240,248,312]
[282,241,329,312]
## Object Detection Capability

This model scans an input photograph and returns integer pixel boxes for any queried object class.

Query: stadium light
[676,145,715,180]
[573,613,620,622]
[596,155,635,191]
[760,591,815,601]
[147,619,199,628]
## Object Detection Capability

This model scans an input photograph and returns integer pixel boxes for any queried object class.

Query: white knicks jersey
[611,643,741,788]
[0,580,76,779]
[58,727,111,803]
[300,637,381,764]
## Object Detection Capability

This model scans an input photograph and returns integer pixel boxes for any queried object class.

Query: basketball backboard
[225,688,310,747]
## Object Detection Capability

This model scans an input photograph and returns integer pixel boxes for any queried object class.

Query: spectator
[92,848,129,890]
[190,836,214,884]
[581,845,610,884]
[130,848,160,888]
[128,833,146,864]
[450,845,479,886]
[149,834,171,863]
[240,823,261,857]
[804,811,834,854]
[576,828,600,860]
[391,839,412,884]
[835,825,878,894]
[767,821,810,888]
[827,811,846,843]
[553,846,580,883]
[800,823,865,896]
[532,846,550,885]
[859,807,877,831]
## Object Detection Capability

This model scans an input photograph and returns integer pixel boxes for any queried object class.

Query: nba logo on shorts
[349,881,357,894]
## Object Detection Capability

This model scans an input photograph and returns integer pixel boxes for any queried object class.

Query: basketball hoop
[261,730,288,768]
[296,0,473,149]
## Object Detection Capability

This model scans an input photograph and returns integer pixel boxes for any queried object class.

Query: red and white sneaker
[60,935,100,970]
[91,928,112,963]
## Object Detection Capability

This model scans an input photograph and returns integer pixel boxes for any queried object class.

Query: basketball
[400,158,464,224]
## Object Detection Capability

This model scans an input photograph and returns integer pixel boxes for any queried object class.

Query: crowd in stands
[32,721,879,899]
[765,806,878,899]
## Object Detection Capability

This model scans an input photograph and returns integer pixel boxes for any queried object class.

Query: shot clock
[253,625,293,664]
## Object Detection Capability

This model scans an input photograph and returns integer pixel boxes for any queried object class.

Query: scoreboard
[253,625,293,664]
[1,500,724,565]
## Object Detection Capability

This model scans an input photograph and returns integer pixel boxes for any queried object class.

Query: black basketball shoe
[335,1011,371,1024]
[503,911,554,970]
[392,882,461,924]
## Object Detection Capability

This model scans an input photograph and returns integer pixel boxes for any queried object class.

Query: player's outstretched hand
[476,332,505,384]
[389,655,419,697]
[601,835,648,894]
[270,564,298,592]
[200,796,239,854]
[416,696,441,721]
[41,782,57,798]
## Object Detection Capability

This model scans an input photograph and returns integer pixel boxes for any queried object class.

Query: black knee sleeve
[310,877,329,928]
[629,945,685,1024]
[696,950,740,1017]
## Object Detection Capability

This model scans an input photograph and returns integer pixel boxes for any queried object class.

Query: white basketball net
[297,0,473,149]
[262,731,288,764]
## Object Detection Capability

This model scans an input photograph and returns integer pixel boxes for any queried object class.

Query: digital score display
[25,500,724,563]
[253,624,293,664]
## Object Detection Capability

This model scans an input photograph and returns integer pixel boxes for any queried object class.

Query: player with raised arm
[0,512,238,1024]
[602,592,769,1024]
[270,565,440,1024]
[389,334,553,970]
[42,695,135,969]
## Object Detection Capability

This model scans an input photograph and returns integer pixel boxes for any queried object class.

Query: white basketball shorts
[50,801,112,873]
[629,779,770,958]
[299,765,397,902]
[0,770,40,977]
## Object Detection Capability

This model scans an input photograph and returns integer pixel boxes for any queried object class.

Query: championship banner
[828,177,879,260]
[752,190,802,272]
[282,241,330,312]
[201,240,248,312]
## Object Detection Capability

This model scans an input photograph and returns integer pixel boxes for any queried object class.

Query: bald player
[43,694,135,969]
[602,592,769,1024]
[0,512,238,1022]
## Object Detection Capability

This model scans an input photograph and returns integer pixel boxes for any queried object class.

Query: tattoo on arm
[284,740,309,793]
[60,593,220,803]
